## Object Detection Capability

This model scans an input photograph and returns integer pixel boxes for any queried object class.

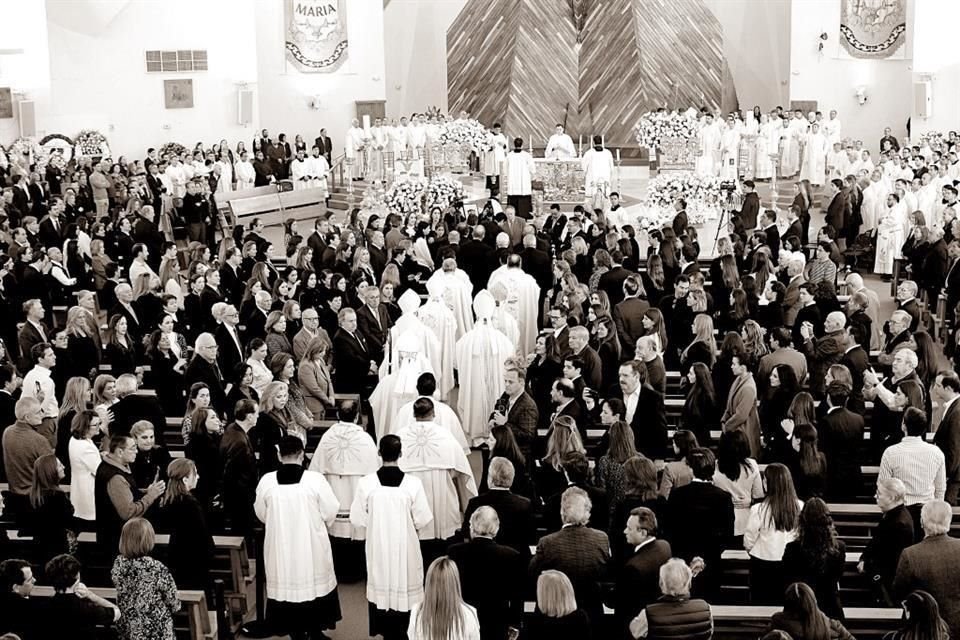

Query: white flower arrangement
[385,177,428,216]
[426,175,464,210]
[7,137,49,174]
[438,118,488,152]
[74,129,111,158]
[633,111,699,149]
[645,171,723,209]
[159,141,187,159]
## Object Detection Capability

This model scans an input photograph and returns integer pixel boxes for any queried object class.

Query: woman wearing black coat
[159,458,215,593]
[27,454,75,572]
[147,330,186,415]
[184,407,224,509]
[782,498,847,621]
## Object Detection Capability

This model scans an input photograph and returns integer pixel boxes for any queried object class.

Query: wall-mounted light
[308,95,323,111]
[855,85,867,105]
[818,32,829,53]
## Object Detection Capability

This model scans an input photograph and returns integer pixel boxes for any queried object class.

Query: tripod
[709,190,737,256]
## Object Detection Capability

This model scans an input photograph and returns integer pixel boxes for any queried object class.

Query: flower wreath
[159,141,187,159]
[75,129,111,159]
[6,137,49,174]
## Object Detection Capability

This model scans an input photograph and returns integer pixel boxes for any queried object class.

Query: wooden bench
[229,185,328,225]
[30,585,215,640]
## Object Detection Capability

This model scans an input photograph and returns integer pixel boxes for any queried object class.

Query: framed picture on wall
[0,88,12,119]
[164,79,194,109]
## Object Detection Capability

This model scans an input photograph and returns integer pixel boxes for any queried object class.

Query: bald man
[859,478,914,603]
[801,310,847,396]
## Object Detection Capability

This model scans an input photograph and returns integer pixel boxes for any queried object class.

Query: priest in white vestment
[455,291,514,445]
[254,436,342,635]
[290,151,310,190]
[917,172,939,227]
[823,110,842,147]
[394,372,469,453]
[487,254,539,357]
[505,138,536,219]
[696,115,722,177]
[368,118,387,182]
[165,157,188,198]
[382,290,443,392]
[581,136,615,200]
[860,170,886,233]
[416,279,458,399]
[719,119,741,181]
[779,118,801,178]
[370,333,435,441]
[875,193,908,275]
[800,123,828,186]
[545,124,576,159]
[827,142,848,180]
[350,435,433,639]
[306,148,330,198]
[408,120,427,176]
[395,398,477,541]
[483,124,508,197]
[425,257,475,340]
[488,282,521,350]
[308,401,379,541]
[235,152,256,191]
[345,119,369,181]
[215,158,233,193]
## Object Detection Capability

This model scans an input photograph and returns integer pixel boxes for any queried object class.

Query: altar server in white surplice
[827,142,848,181]
[719,118,741,181]
[350,434,433,640]
[165,157,188,198]
[875,193,909,275]
[425,256,475,340]
[309,401,379,542]
[388,118,408,158]
[581,135,616,198]
[800,123,828,186]
[306,146,330,197]
[235,152,256,191]
[408,119,427,176]
[290,150,310,190]
[455,291,514,444]
[505,138,536,219]
[483,124,508,196]
[345,119,368,180]
[860,169,886,233]
[383,289,443,393]
[545,124,576,159]
[368,118,387,182]
[696,115,722,177]
[417,278,458,399]
[396,398,477,541]
[755,115,774,180]
[215,157,233,193]
[823,110,842,147]
[395,372,470,453]
[487,253,539,357]
[779,117,801,178]
[370,332,435,441]
[255,436,342,635]
[917,171,938,226]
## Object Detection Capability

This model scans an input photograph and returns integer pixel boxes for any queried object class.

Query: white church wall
[0,1,51,144]
[910,0,960,138]
[789,0,914,155]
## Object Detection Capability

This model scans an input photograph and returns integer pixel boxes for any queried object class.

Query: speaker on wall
[914,81,932,119]
[238,89,254,125]
[17,100,35,137]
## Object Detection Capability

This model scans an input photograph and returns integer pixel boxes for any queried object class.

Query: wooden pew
[30,585,215,640]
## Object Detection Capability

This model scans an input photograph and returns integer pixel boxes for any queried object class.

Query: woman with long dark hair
[757,280,787,330]
[886,590,951,640]
[713,429,764,541]
[713,332,746,407]
[760,364,801,456]
[782,498,846,620]
[768,582,854,640]
[642,253,667,306]
[658,430,698,499]
[28,454,74,570]
[158,458,215,593]
[480,424,534,499]
[681,362,719,447]
[788,423,828,500]
[184,407,223,509]
[744,463,802,604]
[596,421,637,522]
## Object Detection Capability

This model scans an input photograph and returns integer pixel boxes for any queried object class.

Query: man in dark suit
[598,252,632,307]
[667,448,734,599]
[671,198,689,237]
[10,175,29,215]
[108,374,167,446]
[945,241,960,325]
[243,292,272,342]
[529,487,611,625]
[567,326,602,390]
[519,234,551,290]
[760,209,781,264]
[894,500,960,636]
[840,329,870,413]
[215,305,245,378]
[660,276,692,368]
[859,477,915,605]
[0,365,21,481]
[355,286,392,365]
[220,248,244,307]
[457,227,497,294]
[109,284,145,346]
[37,203,64,249]
[27,173,47,217]
[612,507,672,636]
[448,506,523,640]
[545,308,571,365]
[367,231,388,280]
[609,360,668,459]
[934,371,960,505]
[146,163,167,213]
[801,310,846,396]
[785,204,804,245]
[132,206,164,270]
[463,457,534,556]
[314,128,332,164]
[825,178,848,251]
[739,180,760,230]
[892,280,922,333]
[819,383,865,501]
[184,333,226,414]
[219,398,259,536]
[613,276,650,360]
[792,283,823,348]
[549,378,582,426]
[17,299,49,374]
[489,368,539,461]
[332,308,377,394]
[543,452,608,532]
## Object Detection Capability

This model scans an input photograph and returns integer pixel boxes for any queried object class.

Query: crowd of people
[0,113,958,640]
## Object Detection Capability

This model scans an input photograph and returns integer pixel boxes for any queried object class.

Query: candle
[579,135,583,154]
[617,148,621,161]
[601,135,605,149]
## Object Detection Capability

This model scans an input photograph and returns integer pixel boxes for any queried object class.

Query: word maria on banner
[285,0,349,73]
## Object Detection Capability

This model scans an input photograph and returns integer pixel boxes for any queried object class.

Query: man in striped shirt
[879,407,946,532]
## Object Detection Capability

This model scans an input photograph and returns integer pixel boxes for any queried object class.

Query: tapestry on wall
[284,0,348,73]
[839,0,907,59]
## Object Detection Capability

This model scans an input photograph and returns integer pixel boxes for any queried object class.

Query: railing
[330,152,347,191]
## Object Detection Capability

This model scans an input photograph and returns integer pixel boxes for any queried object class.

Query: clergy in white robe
[383,290,444,396]
[545,125,576,159]
[165,159,188,198]
[800,124,828,186]
[368,120,387,182]
[505,140,537,219]
[488,283,521,349]
[823,111,842,147]
[917,172,938,226]
[350,436,433,636]
[254,436,342,634]
[779,119,801,178]
[396,398,477,541]
[827,143,848,180]
[696,116,722,177]
[308,404,379,540]
[719,122,741,181]
[455,291,514,445]
[408,123,427,176]
[306,149,330,197]
[235,153,256,190]
[487,254,540,357]
[483,125,508,197]
[290,152,310,190]
[417,279,458,398]
[396,388,470,453]
[425,258,475,340]
[581,137,615,199]
[860,170,886,233]
[345,119,369,180]
[875,193,908,275]
[388,120,408,159]
[214,158,233,193]
[371,333,435,441]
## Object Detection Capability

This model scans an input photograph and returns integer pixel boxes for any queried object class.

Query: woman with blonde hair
[299,337,335,421]
[741,319,769,369]
[407,556,479,640]
[254,381,293,475]
[92,373,118,413]
[525,570,592,640]
[536,416,586,499]
[63,307,99,380]
[56,377,92,477]
[69,410,103,524]
[681,314,717,373]
[90,238,115,291]
[158,256,183,309]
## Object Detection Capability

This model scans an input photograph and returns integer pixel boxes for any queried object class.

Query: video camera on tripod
[719,180,740,212]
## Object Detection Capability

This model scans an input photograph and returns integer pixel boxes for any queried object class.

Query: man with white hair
[628,558,712,640]
[877,309,917,377]
[110,283,143,344]
[487,253,539,358]
[462,457,534,555]
[892,279,922,333]
[801,310,847,396]
[845,272,883,350]
[865,349,923,456]
[782,256,807,328]
[568,326,603,391]
[858,477,915,603]
[894,500,960,637]
[530,487,610,625]
[425,254,474,340]
[635,336,665,396]
[185,332,225,413]
[447,506,524,640]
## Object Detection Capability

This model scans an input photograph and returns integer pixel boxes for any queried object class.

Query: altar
[530,158,584,203]
[657,135,698,172]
